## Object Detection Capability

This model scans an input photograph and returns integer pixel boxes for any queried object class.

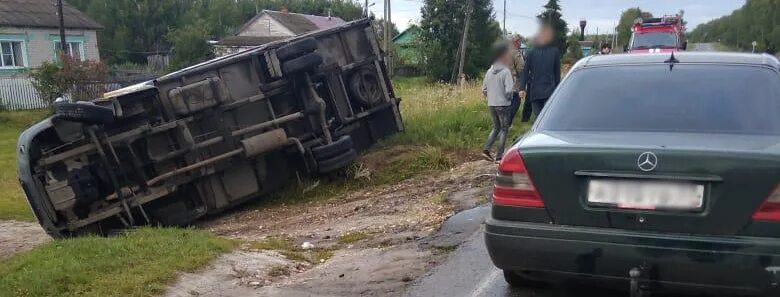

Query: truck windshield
[538,65,780,135]
[632,32,678,49]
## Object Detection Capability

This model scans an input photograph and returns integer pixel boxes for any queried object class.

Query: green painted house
[392,26,421,66]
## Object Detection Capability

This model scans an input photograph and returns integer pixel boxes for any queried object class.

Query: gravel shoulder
[166,160,496,296]
[0,220,50,260]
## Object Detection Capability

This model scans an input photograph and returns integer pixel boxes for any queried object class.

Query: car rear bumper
[485,216,780,295]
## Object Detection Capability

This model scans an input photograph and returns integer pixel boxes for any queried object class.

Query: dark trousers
[531,98,548,117]
[485,106,510,159]
[521,96,533,122]
[508,93,521,127]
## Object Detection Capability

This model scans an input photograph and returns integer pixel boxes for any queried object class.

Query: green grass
[247,236,334,264]
[0,228,231,297]
[0,110,50,221]
[336,231,371,245]
[388,77,531,150]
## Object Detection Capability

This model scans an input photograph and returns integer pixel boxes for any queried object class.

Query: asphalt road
[405,206,626,297]
[691,43,716,52]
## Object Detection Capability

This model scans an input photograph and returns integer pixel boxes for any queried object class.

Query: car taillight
[492,148,545,208]
[753,185,780,221]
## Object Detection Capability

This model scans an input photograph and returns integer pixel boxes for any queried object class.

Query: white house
[214,9,345,57]
[0,0,102,76]
[0,0,103,109]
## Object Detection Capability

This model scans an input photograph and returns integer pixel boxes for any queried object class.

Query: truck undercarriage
[17,19,403,237]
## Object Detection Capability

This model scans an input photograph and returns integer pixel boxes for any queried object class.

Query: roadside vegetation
[0,228,230,297]
[0,110,49,221]
[258,77,530,207]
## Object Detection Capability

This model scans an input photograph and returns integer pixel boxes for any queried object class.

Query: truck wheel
[282,52,323,75]
[276,38,318,61]
[317,149,357,173]
[53,102,115,124]
[348,68,384,107]
[312,136,354,160]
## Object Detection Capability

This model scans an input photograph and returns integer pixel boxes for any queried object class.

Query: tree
[563,30,583,64]
[537,0,569,56]
[67,0,366,67]
[617,8,653,50]
[30,56,109,106]
[689,0,779,53]
[418,0,501,81]
[166,20,213,69]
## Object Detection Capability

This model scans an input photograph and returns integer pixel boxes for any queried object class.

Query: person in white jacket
[481,42,515,162]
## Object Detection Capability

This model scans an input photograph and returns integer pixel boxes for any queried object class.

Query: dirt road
[0,220,49,260]
[165,159,497,296]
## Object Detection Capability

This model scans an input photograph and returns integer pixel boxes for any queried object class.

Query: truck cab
[627,15,686,54]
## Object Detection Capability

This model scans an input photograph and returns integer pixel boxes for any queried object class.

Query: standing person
[520,24,561,117]
[598,42,613,55]
[481,42,515,162]
[507,35,525,127]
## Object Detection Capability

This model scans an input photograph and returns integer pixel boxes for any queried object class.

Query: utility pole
[57,0,68,58]
[502,0,506,36]
[364,0,369,17]
[457,0,473,86]
[387,0,392,76]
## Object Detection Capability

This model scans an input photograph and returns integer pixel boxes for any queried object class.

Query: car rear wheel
[502,270,547,288]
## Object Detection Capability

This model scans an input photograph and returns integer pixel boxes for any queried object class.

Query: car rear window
[539,64,780,135]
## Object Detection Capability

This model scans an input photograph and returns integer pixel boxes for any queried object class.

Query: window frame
[53,40,86,61]
[0,39,28,69]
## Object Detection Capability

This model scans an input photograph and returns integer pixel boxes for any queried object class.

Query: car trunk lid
[517,131,780,236]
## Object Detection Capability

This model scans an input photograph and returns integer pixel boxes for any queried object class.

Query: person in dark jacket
[519,24,561,117]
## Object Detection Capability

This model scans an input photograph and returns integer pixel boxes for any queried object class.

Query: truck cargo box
[17,18,404,237]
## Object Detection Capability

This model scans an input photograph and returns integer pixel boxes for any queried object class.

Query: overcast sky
[369,0,745,36]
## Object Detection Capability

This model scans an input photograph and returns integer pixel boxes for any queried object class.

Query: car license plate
[587,179,704,210]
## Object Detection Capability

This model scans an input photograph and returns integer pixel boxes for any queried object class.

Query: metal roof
[237,10,345,36]
[0,0,103,30]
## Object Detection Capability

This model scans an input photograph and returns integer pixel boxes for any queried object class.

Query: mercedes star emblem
[637,152,658,172]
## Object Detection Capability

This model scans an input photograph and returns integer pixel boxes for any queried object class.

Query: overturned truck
[17,19,403,237]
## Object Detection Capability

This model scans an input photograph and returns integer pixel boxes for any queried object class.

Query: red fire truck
[627,15,687,54]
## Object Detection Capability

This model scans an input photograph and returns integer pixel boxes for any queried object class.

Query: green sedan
[485,52,780,296]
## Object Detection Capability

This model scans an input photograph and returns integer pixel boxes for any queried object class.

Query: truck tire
[282,52,323,75]
[276,38,318,61]
[311,136,354,160]
[348,68,384,107]
[317,149,357,173]
[53,102,115,124]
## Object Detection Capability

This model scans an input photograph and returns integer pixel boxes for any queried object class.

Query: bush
[29,55,109,106]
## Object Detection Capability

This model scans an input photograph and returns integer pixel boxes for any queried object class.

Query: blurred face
[537,26,554,46]
[512,36,523,48]
[499,49,511,64]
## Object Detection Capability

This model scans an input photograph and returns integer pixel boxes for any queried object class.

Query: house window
[54,41,84,61]
[0,41,25,68]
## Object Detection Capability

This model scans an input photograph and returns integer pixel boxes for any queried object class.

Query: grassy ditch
[260,78,530,206]
[0,228,231,297]
[0,110,49,221]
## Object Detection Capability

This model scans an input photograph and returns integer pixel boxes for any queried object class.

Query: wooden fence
[0,77,124,111]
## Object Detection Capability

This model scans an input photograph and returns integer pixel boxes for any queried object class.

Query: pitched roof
[0,0,103,30]
[237,10,345,36]
[216,35,287,47]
